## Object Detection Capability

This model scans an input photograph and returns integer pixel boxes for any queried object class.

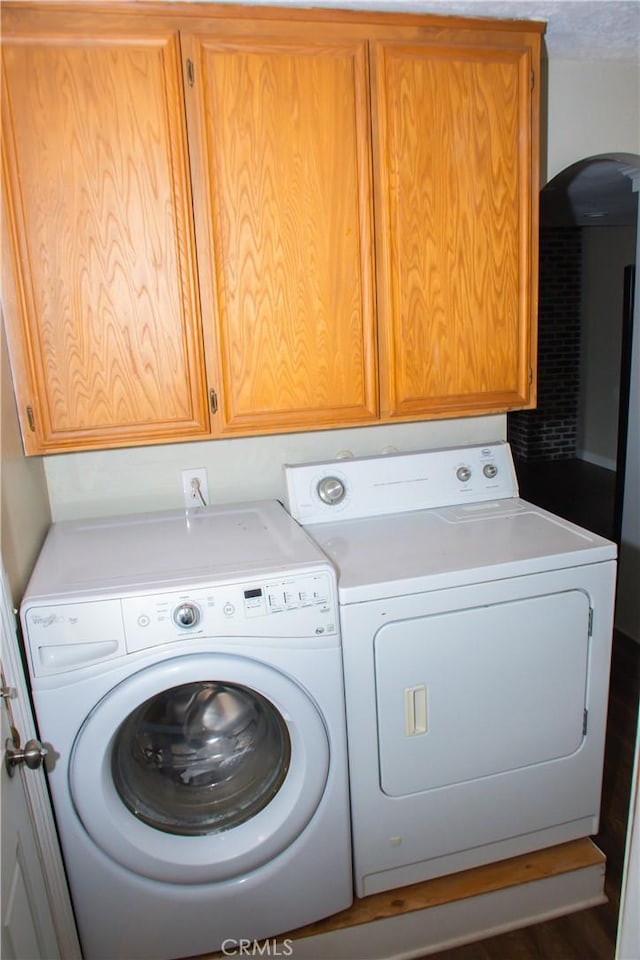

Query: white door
[616,701,640,960]
[0,563,81,960]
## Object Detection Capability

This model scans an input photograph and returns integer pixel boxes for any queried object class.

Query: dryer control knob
[317,476,346,505]
[456,466,472,483]
[173,602,201,629]
[483,463,498,479]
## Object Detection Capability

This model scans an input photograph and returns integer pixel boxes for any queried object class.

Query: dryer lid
[305,501,616,604]
[284,444,615,603]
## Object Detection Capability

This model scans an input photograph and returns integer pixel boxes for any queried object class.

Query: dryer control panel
[284,442,519,524]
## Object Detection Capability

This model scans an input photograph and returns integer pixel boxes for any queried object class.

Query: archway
[508,152,639,544]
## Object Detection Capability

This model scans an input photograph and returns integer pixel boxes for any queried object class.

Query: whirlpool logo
[221,940,294,957]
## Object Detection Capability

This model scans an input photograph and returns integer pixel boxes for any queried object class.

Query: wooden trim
[285,839,604,941]
[2,2,547,38]
[199,839,605,960]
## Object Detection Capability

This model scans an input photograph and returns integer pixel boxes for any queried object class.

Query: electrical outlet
[181,468,209,508]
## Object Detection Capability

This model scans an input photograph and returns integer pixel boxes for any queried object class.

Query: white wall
[43,417,505,520]
[546,59,640,181]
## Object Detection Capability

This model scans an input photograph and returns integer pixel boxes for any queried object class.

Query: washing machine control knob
[173,602,201,629]
[317,476,346,505]
[483,462,498,479]
[456,466,472,483]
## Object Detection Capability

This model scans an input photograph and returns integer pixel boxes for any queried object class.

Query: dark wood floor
[428,458,639,959]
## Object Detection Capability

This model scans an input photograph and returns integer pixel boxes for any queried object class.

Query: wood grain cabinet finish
[184,28,378,435]
[372,35,539,419]
[1,5,542,454]
[1,16,210,453]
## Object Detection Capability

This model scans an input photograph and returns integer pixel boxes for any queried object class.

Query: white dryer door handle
[405,684,428,737]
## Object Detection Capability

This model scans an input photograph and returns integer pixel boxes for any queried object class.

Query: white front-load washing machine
[20,500,352,960]
[284,442,617,898]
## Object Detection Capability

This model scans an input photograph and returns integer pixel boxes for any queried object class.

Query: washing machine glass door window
[112,681,291,836]
[69,652,330,885]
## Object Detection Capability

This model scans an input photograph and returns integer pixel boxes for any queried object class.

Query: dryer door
[375,589,591,796]
[69,653,329,884]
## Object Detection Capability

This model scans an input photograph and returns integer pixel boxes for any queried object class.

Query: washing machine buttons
[456,466,472,483]
[483,463,498,479]
[172,602,201,629]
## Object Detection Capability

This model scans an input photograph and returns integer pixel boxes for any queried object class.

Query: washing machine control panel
[121,570,337,653]
[23,571,338,675]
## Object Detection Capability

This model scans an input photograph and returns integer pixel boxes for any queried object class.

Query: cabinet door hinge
[531,69,535,90]
[209,389,218,414]
[186,59,195,88]
[528,366,533,384]
[25,406,36,432]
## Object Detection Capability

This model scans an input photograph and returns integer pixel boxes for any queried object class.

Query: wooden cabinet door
[372,34,539,420]
[184,30,378,435]
[1,17,210,453]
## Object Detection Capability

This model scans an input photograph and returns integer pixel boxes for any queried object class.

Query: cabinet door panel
[2,26,209,452]
[187,35,378,434]
[373,40,537,418]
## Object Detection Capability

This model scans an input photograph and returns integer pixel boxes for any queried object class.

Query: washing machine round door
[69,653,330,884]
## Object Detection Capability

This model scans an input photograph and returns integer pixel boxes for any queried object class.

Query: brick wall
[508,226,582,461]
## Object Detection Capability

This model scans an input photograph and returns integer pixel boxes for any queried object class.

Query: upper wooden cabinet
[1,5,543,455]
[372,35,538,418]
[1,15,210,453]
[183,28,378,434]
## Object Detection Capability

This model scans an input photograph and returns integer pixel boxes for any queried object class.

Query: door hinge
[583,709,588,736]
[531,69,535,90]
[588,608,594,636]
[26,406,35,432]
[209,389,218,414]
[186,59,195,88]
[528,366,534,384]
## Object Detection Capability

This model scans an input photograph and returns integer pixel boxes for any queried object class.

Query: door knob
[5,736,47,777]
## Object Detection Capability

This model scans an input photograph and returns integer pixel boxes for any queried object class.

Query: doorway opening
[508,153,639,543]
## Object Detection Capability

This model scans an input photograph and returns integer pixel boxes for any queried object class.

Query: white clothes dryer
[20,501,352,960]
[284,442,617,897]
